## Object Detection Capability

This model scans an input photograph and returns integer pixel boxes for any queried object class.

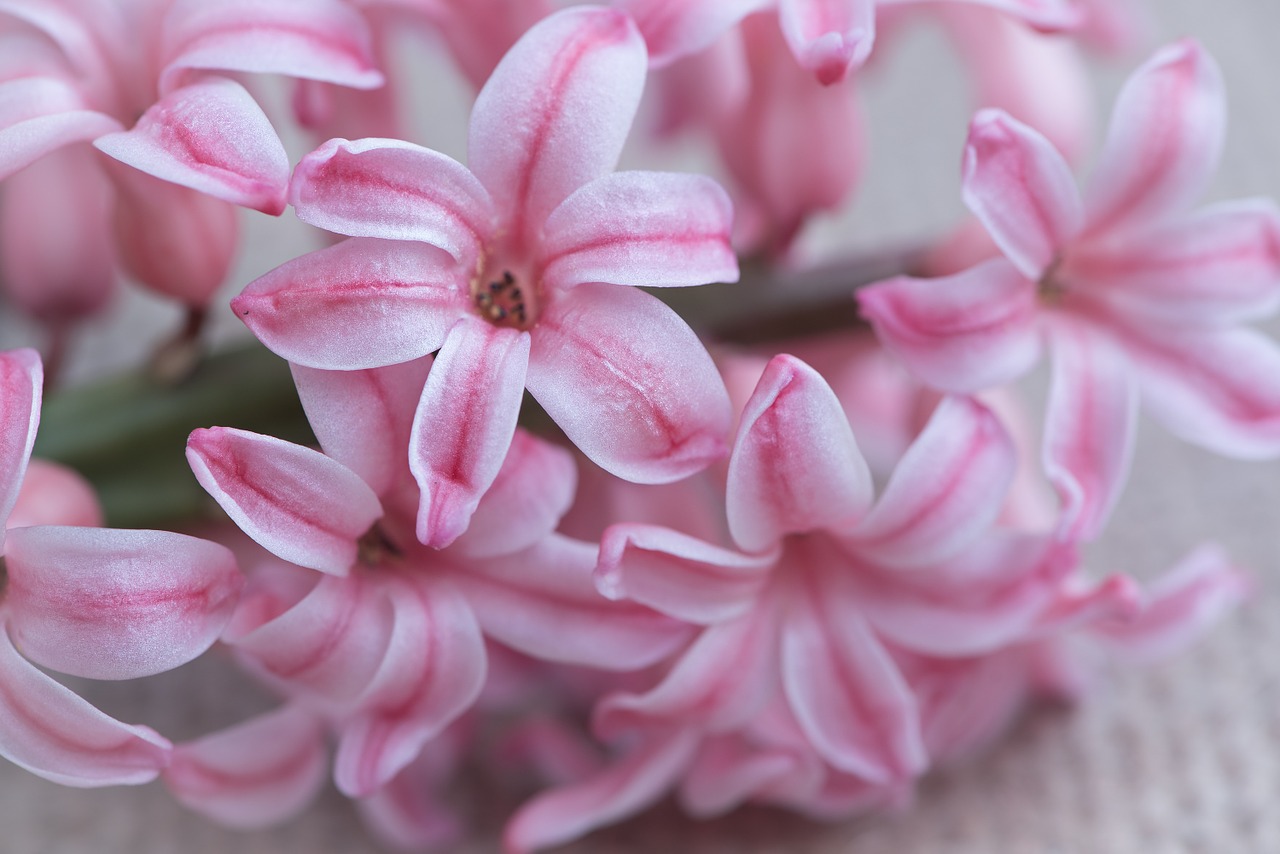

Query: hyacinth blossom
[236,7,739,547]
[0,348,243,786]
[0,0,382,314]
[859,39,1280,543]
[184,353,690,804]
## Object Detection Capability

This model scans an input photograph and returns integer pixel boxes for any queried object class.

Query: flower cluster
[0,2,1267,851]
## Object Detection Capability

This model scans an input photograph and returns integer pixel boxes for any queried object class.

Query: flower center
[357,523,402,568]
[472,269,538,331]
[1037,258,1067,304]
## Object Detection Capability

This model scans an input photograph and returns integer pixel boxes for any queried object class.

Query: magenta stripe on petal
[0,348,41,533]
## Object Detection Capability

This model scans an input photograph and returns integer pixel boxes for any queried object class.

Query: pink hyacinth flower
[0,349,243,787]
[186,355,690,800]
[859,40,1280,542]
[0,0,382,308]
[236,6,739,546]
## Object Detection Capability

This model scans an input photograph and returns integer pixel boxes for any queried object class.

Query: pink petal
[0,1,123,83]
[726,355,873,553]
[0,348,41,533]
[594,602,781,738]
[0,77,122,179]
[8,459,102,529]
[334,579,485,797]
[1065,199,1280,326]
[503,728,699,854]
[95,77,289,214]
[538,171,737,290]
[962,109,1083,279]
[1084,40,1225,234]
[451,430,578,559]
[290,137,495,262]
[0,627,170,787]
[160,0,383,91]
[1041,321,1137,542]
[356,754,464,852]
[227,573,393,704]
[615,0,768,67]
[186,427,383,575]
[1124,326,1280,458]
[4,526,241,680]
[233,237,465,370]
[526,283,730,484]
[596,524,777,625]
[456,534,692,670]
[781,573,926,783]
[0,143,116,323]
[467,7,646,246]
[409,318,530,549]
[777,0,874,84]
[164,705,328,829]
[857,258,1042,393]
[679,734,804,818]
[853,396,1016,568]
[1093,543,1250,662]
[880,0,1082,30]
[291,356,433,499]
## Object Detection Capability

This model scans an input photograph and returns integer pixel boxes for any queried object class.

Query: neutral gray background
[4,1,1280,852]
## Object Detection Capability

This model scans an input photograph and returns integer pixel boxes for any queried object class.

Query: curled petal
[616,0,768,67]
[186,427,383,575]
[290,138,494,262]
[679,734,804,818]
[468,7,646,244]
[160,0,383,91]
[0,77,122,179]
[356,756,464,852]
[1042,322,1137,542]
[778,0,874,84]
[451,430,578,559]
[527,284,730,484]
[857,258,1041,393]
[410,318,530,549]
[94,77,290,214]
[962,109,1083,279]
[539,171,737,289]
[727,355,873,552]
[0,628,170,787]
[597,524,776,625]
[164,705,328,829]
[504,728,699,854]
[291,356,433,499]
[233,238,465,370]
[334,579,485,797]
[1084,40,1225,234]
[457,534,691,670]
[853,396,1016,568]
[4,526,241,680]
[0,348,41,534]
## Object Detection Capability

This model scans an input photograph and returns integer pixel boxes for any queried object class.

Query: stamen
[472,268,537,330]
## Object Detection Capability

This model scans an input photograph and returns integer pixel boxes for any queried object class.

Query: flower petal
[290,137,494,262]
[160,0,383,91]
[1041,321,1137,542]
[456,534,692,670]
[777,0,875,85]
[233,237,465,370]
[527,283,730,484]
[596,524,777,625]
[94,76,289,214]
[0,77,122,179]
[410,318,530,549]
[0,348,41,534]
[291,356,433,499]
[8,460,102,529]
[853,396,1016,568]
[857,258,1042,393]
[615,0,768,67]
[1084,39,1225,234]
[503,728,699,854]
[163,705,328,829]
[539,171,737,289]
[4,526,241,680]
[726,355,873,553]
[962,109,1083,279]
[0,627,170,787]
[468,7,646,245]
[186,427,383,575]
[334,579,485,797]
[879,0,1082,30]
